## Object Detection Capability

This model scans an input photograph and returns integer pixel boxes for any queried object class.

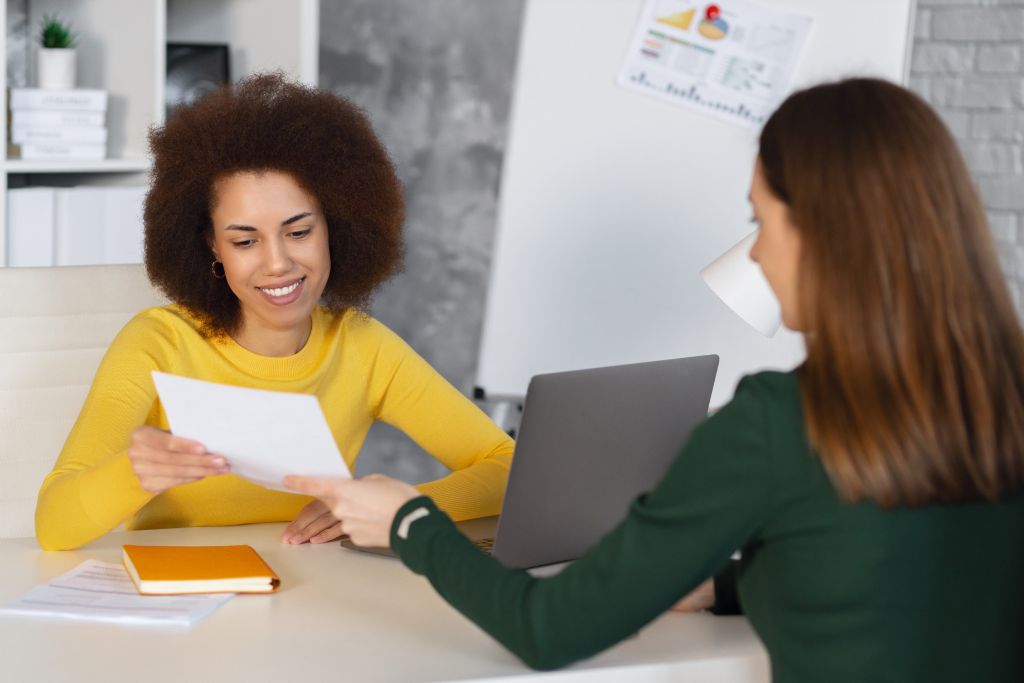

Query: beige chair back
[0,265,167,538]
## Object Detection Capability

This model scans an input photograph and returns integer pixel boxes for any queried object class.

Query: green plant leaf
[39,13,76,49]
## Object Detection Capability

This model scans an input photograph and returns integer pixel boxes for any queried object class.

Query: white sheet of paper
[152,371,351,491]
[0,560,232,628]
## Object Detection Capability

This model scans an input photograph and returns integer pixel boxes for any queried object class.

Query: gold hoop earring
[211,260,225,279]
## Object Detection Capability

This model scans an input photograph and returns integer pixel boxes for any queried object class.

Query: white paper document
[619,0,813,128]
[152,371,352,491]
[0,560,232,628]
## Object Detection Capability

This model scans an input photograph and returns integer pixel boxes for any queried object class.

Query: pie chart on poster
[699,16,729,40]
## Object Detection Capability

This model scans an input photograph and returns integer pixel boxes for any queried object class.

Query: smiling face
[747,159,803,331]
[209,171,331,354]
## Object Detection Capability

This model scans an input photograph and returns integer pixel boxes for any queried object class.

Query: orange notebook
[122,544,281,595]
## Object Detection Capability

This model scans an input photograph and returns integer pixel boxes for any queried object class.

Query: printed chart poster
[618,0,813,128]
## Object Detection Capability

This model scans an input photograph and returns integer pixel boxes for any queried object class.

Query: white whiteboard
[476,0,915,406]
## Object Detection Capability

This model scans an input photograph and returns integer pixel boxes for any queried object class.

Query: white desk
[0,525,769,682]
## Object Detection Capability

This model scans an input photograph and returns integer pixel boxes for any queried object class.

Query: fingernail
[191,445,205,454]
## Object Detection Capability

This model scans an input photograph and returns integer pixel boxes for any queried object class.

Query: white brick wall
[912,0,1024,310]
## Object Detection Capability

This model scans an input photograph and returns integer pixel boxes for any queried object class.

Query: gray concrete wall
[318,1,525,481]
[320,0,1024,484]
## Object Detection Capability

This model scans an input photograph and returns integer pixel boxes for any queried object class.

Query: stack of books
[7,87,108,161]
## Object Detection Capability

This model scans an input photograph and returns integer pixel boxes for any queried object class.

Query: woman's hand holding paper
[127,426,229,494]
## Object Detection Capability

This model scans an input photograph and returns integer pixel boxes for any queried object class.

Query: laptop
[341,354,718,568]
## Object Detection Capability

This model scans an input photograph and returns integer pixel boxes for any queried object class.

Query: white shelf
[5,159,152,174]
[1,0,320,268]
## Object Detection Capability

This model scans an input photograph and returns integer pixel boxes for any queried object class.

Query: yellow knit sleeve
[34,310,173,550]
[362,319,514,521]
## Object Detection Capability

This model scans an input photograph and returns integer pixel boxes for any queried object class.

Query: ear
[206,231,219,261]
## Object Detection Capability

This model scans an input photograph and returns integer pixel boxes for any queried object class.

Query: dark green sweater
[390,371,1024,681]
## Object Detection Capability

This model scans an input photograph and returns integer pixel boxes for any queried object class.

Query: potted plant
[37,14,77,90]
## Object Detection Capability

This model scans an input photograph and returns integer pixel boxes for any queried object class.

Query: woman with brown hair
[34,73,514,551]
[286,78,1024,680]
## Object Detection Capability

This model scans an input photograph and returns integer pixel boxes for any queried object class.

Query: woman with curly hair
[288,78,1024,680]
[34,73,514,551]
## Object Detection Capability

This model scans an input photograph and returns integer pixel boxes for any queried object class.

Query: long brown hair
[759,78,1024,506]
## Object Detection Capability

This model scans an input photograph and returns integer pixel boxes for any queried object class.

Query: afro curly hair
[144,72,405,335]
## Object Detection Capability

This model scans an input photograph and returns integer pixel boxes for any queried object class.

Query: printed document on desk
[0,560,232,628]
[152,371,352,491]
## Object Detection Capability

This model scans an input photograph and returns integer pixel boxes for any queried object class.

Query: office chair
[0,264,166,539]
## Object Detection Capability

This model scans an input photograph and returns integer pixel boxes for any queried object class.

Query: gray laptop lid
[492,354,718,569]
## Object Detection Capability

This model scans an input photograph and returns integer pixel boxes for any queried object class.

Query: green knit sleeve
[392,374,779,671]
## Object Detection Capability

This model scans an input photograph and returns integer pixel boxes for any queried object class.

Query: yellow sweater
[36,305,514,550]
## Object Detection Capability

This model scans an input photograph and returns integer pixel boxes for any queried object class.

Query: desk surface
[0,525,768,683]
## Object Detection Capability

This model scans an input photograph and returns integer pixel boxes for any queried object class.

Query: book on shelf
[9,87,108,111]
[54,186,147,265]
[5,185,146,267]
[55,188,105,265]
[6,187,56,267]
[11,126,108,144]
[122,545,281,595]
[8,142,106,161]
[7,87,108,161]
[102,186,148,264]
[11,109,106,128]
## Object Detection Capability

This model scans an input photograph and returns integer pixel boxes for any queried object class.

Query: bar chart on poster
[475,0,916,407]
